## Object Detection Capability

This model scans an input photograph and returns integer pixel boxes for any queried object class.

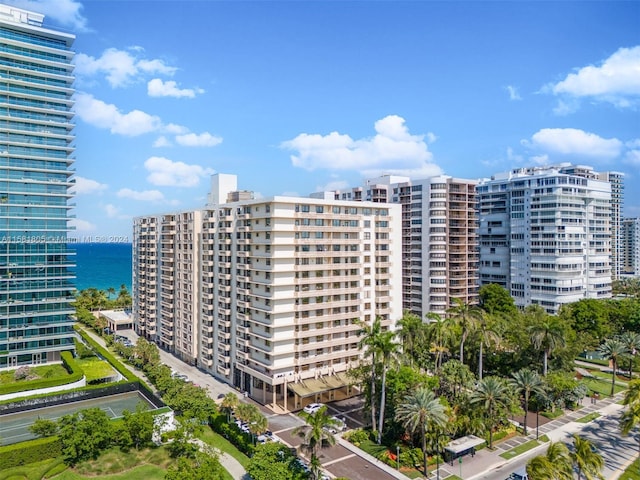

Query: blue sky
[7,0,640,239]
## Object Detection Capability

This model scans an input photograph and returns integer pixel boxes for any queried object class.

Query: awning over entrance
[287,372,351,398]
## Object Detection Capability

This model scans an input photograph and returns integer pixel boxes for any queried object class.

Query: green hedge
[0,351,83,396]
[209,412,255,457]
[0,436,62,469]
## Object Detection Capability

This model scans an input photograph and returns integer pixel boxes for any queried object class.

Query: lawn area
[0,458,64,480]
[588,369,629,386]
[620,456,640,480]
[582,377,626,396]
[52,464,166,480]
[76,358,118,382]
[499,440,541,460]
[197,425,250,468]
[0,364,69,386]
[575,412,601,423]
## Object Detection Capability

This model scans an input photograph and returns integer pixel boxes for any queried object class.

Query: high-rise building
[621,218,640,277]
[133,175,402,410]
[0,5,76,368]
[477,165,612,314]
[332,174,479,316]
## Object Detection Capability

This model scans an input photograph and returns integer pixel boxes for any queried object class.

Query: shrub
[344,428,369,447]
[14,366,32,380]
[0,436,62,469]
[209,412,255,456]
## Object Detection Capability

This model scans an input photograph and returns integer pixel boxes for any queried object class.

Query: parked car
[323,416,347,433]
[257,431,279,444]
[293,458,310,473]
[509,467,529,480]
[303,403,325,414]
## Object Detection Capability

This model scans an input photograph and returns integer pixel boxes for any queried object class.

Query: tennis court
[0,391,155,445]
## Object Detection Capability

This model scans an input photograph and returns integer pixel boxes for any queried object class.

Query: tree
[528,310,566,376]
[165,451,224,480]
[475,312,501,380]
[570,434,604,480]
[479,283,517,316]
[376,329,400,444]
[618,331,640,378]
[510,368,544,436]
[123,404,155,449]
[438,359,475,402]
[527,441,572,480]
[598,338,629,396]
[107,286,116,300]
[58,408,113,465]
[247,442,307,480]
[220,392,239,421]
[426,313,453,370]
[469,376,513,449]
[357,316,383,430]
[293,405,340,478]
[447,298,483,365]
[394,387,448,478]
[396,311,426,366]
[620,379,640,461]
[29,417,58,437]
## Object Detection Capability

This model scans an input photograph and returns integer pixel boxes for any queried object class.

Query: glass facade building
[0,5,76,368]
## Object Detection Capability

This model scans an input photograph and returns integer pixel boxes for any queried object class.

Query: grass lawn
[52,464,166,480]
[76,358,117,382]
[620,456,640,480]
[582,377,626,396]
[588,370,629,386]
[0,364,69,386]
[196,425,250,468]
[499,440,540,460]
[575,412,601,423]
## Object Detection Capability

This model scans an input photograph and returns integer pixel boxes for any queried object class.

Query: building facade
[133,177,402,410]
[621,218,640,277]
[477,165,612,314]
[333,174,479,316]
[0,6,76,368]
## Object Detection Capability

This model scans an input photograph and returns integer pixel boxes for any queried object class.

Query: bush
[209,412,255,456]
[14,366,32,380]
[0,436,62,469]
[344,428,370,447]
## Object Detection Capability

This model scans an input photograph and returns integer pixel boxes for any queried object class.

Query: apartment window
[316,206,324,213]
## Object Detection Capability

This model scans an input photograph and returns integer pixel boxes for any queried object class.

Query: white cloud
[147,79,204,98]
[75,48,177,88]
[116,188,165,202]
[525,128,623,160]
[175,132,223,147]
[72,176,107,195]
[69,218,95,232]
[547,46,640,108]
[104,204,119,218]
[6,0,88,32]
[530,154,550,165]
[74,92,162,136]
[144,156,214,187]
[164,123,190,135]
[316,180,349,192]
[624,150,640,166]
[505,85,522,101]
[153,136,172,148]
[281,115,442,178]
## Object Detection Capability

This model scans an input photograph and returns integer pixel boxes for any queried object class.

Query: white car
[303,403,325,414]
[323,416,346,433]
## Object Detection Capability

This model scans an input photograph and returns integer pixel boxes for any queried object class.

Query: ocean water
[71,243,132,293]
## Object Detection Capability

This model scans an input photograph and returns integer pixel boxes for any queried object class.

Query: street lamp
[396,445,400,470]
[536,404,540,440]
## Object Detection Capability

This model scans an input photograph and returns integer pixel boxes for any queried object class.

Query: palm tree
[621,379,640,462]
[220,392,238,422]
[510,368,544,436]
[598,338,629,396]
[394,387,448,478]
[618,331,640,379]
[293,405,340,479]
[528,313,566,376]
[570,434,604,480]
[426,313,452,370]
[447,298,483,365]
[376,329,400,444]
[623,378,640,407]
[107,286,116,300]
[475,312,501,380]
[527,441,572,479]
[396,310,426,366]
[469,376,512,449]
[357,316,383,430]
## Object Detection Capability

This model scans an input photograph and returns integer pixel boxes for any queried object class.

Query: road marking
[323,453,356,466]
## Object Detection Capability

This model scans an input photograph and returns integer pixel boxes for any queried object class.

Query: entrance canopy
[287,372,351,398]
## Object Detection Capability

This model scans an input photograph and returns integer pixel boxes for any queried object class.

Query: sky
[6,0,640,239]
